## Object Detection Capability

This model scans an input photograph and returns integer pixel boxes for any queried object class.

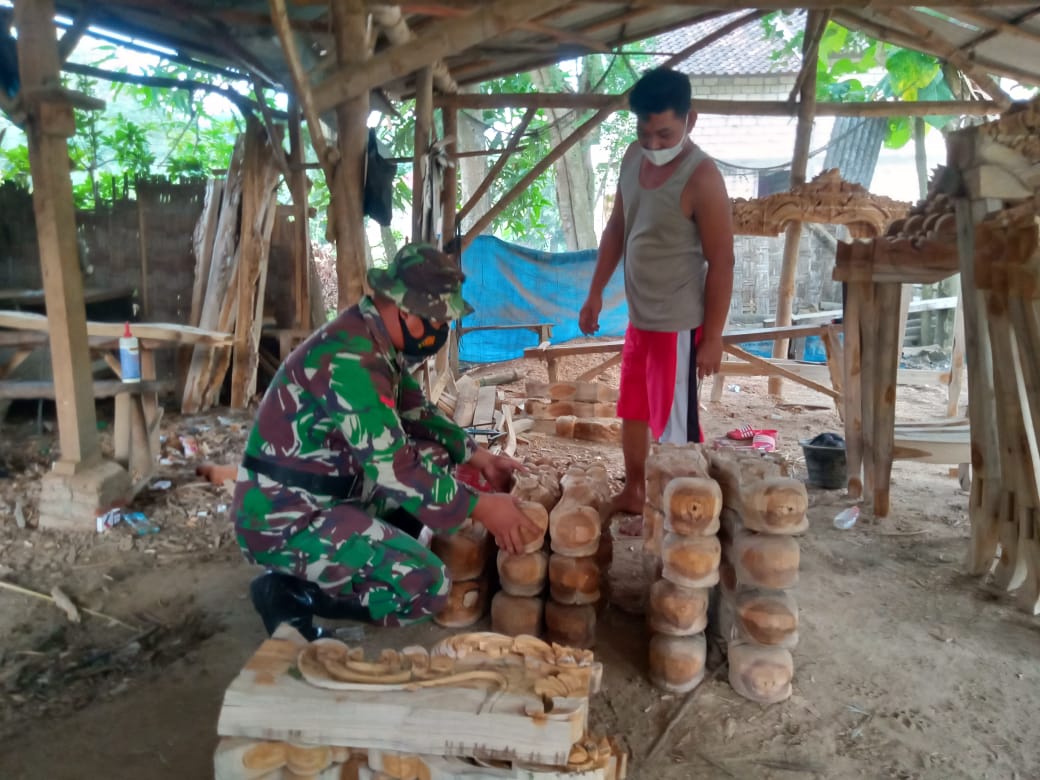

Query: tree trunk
[457,84,490,233]
[532,68,597,252]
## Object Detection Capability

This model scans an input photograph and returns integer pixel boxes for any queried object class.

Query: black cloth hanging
[363,128,397,227]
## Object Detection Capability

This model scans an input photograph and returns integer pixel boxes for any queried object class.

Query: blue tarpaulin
[458,236,629,363]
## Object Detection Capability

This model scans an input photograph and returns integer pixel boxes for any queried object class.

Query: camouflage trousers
[233,441,453,627]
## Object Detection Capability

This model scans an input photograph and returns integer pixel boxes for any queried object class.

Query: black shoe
[249,572,327,641]
[312,589,372,623]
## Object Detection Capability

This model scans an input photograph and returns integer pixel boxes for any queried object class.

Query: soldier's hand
[472,493,542,555]
[469,448,525,492]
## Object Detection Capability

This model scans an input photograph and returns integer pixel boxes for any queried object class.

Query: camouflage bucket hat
[367,243,475,321]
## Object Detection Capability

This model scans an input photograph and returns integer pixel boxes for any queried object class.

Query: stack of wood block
[215,629,628,779]
[524,381,621,444]
[710,450,807,704]
[544,464,611,649]
[432,519,496,629]
[491,460,561,637]
[644,445,722,693]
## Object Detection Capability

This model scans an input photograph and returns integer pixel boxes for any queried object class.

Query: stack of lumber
[709,450,806,704]
[644,444,720,693]
[182,120,284,414]
[524,381,621,444]
[433,519,495,628]
[493,459,561,637]
[214,629,628,779]
[545,464,612,649]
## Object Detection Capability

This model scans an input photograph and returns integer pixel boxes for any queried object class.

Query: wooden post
[872,282,903,517]
[288,99,312,330]
[441,106,459,246]
[843,281,864,499]
[231,119,263,409]
[330,0,370,310]
[412,66,434,243]
[137,187,150,318]
[946,287,965,417]
[955,199,1002,575]
[14,0,100,474]
[770,10,826,396]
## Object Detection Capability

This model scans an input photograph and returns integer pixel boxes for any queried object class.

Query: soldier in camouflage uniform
[232,243,538,639]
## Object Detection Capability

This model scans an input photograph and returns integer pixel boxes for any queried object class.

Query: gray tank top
[620,144,709,332]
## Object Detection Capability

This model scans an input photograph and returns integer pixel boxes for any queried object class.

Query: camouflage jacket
[240,296,478,534]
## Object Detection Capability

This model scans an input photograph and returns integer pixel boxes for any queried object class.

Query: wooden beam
[462,8,766,246]
[312,0,569,113]
[457,107,535,225]
[369,4,457,94]
[57,8,92,63]
[435,93,1002,116]
[330,0,370,309]
[770,10,827,397]
[724,344,840,401]
[441,105,459,244]
[949,8,1040,49]
[288,100,312,330]
[268,0,335,178]
[14,0,100,474]
[413,66,434,243]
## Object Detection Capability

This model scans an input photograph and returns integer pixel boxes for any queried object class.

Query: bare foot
[609,485,644,517]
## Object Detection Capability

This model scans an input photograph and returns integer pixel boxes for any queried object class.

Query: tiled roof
[655,12,803,76]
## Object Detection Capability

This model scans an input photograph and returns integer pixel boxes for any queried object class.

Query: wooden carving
[735,589,799,648]
[545,601,597,649]
[728,529,800,590]
[732,168,909,239]
[663,476,723,536]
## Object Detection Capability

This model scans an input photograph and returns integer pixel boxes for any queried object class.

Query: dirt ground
[0,351,1038,780]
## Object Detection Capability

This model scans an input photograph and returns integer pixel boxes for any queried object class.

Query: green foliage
[762,14,956,149]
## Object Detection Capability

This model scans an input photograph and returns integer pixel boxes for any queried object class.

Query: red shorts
[616,324,702,443]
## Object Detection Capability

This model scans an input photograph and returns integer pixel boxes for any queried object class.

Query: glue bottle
[119,322,141,383]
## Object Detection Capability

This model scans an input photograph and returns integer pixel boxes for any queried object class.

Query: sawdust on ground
[0,355,1037,780]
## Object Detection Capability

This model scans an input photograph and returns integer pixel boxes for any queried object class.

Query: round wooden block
[728,643,793,704]
[491,591,544,637]
[548,554,601,605]
[433,577,489,628]
[648,633,706,693]
[518,501,550,553]
[663,477,722,536]
[736,589,798,648]
[544,601,596,649]
[662,533,721,588]
[550,506,602,557]
[643,504,665,556]
[741,478,809,535]
[555,415,577,438]
[431,522,490,581]
[646,446,710,506]
[497,549,548,597]
[732,531,800,590]
[647,580,709,636]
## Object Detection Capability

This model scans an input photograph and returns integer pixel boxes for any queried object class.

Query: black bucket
[800,440,847,489]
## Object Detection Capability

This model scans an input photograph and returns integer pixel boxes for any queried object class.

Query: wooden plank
[215,638,585,766]
[0,348,33,380]
[14,0,100,473]
[577,353,622,383]
[859,282,878,500]
[821,323,844,419]
[0,379,174,400]
[724,344,839,401]
[472,385,498,429]
[0,310,233,346]
[452,376,479,428]
[231,119,264,409]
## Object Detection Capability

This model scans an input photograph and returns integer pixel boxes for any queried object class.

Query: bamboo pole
[412,66,434,243]
[330,0,370,309]
[434,94,1003,117]
[770,10,827,397]
[457,107,535,225]
[463,8,767,247]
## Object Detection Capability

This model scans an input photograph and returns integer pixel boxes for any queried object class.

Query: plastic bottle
[119,322,141,383]
[833,506,860,530]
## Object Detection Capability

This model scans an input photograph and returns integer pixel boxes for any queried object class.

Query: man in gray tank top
[579,67,735,516]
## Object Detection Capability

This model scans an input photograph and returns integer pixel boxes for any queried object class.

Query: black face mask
[399,312,449,359]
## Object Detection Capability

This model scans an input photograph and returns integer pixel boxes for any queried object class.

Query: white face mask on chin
[641,119,689,167]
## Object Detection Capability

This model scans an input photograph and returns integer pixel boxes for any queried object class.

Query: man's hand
[697,333,723,380]
[579,294,603,336]
[468,448,524,492]
[472,493,542,554]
